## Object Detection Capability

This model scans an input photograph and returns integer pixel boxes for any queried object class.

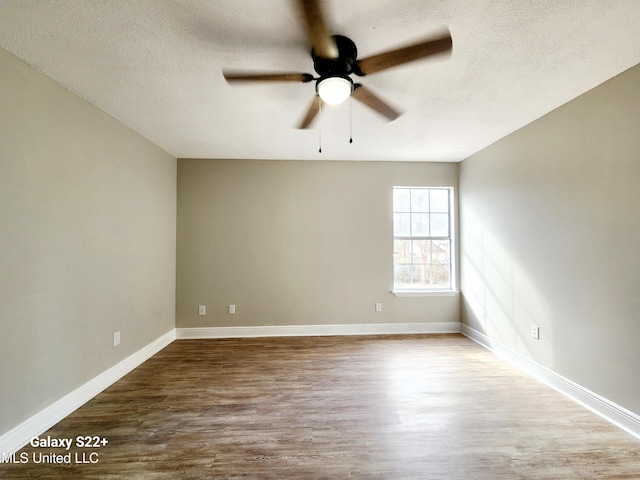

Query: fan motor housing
[312,35,359,77]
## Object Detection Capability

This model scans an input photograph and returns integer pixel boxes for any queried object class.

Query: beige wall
[177,159,459,328]
[459,64,640,414]
[0,49,177,435]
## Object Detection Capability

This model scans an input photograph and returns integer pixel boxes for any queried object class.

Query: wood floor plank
[2,334,640,479]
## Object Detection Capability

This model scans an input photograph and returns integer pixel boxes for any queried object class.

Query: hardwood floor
[2,334,640,479]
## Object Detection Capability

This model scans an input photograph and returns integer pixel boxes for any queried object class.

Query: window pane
[430,213,449,237]
[411,240,431,264]
[394,264,413,288]
[392,186,454,291]
[412,264,430,288]
[393,213,410,236]
[431,240,450,264]
[411,189,429,212]
[430,189,449,213]
[393,188,410,212]
[411,213,429,236]
[393,239,411,263]
[431,264,451,288]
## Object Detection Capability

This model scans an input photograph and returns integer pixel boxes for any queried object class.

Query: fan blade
[296,0,339,59]
[352,84,401,121]
[224,72,314,83]
[297,96,323,129]
[356,33,452,75]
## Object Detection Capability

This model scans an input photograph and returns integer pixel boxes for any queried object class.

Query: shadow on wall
[460,203,553,367]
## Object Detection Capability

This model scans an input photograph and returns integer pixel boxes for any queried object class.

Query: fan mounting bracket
[312,35,362,78]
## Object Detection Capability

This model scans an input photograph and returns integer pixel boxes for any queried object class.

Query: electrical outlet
[198,305,206,316]
[531,325,540,340]
[113,331,121,347]
[229,304,236,314]
[375,303,382,312]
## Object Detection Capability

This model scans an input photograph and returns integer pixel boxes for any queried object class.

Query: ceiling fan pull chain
[349,96,353,144]
[318,96,323,153]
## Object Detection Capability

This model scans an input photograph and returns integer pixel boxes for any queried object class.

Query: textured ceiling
[1,0,640,161]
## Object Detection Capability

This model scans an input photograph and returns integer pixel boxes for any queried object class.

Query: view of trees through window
[393,187,453,290]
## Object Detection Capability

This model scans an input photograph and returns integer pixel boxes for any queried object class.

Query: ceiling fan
[223,0,452,129]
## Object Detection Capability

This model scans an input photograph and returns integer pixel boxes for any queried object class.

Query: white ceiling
[1,0,640,162]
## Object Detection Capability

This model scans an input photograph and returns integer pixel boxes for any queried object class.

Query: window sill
[392,290,459,297]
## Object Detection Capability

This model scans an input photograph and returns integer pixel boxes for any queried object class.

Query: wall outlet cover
[531,325,540,340]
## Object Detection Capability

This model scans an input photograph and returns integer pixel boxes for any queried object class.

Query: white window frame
[392,186,457,296]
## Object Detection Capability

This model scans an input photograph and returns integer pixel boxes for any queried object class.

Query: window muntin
[393,187,454,291]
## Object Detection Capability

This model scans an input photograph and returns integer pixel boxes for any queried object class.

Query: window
[393,187,454,292]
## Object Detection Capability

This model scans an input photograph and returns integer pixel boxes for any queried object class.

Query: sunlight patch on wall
[461,205,553,366]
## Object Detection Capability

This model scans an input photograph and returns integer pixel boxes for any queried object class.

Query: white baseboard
[176,322,461,339]
[0,329,176,455]
[461,324,640,441]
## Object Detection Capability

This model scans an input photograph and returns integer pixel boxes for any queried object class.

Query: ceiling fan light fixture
[317,76,352,105]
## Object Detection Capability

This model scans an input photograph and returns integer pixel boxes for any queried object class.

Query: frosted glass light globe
[317,77,352,105]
